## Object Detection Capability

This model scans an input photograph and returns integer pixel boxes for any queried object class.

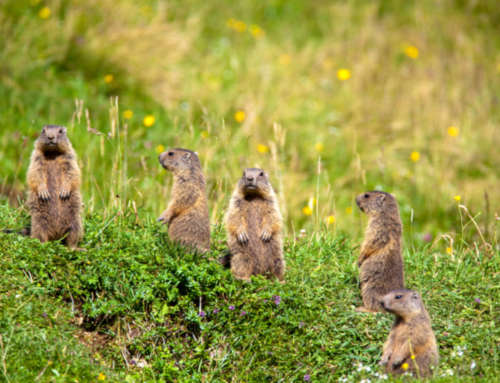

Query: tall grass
[0,0,498,250]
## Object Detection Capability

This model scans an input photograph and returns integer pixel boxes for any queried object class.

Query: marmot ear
[183,152,191,160]
[376,193,386,207]
[412,293,419,300]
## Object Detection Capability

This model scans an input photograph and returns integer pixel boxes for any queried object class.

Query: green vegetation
[0,0,498,381]
[0,205,498,382]
[1,0,498,240]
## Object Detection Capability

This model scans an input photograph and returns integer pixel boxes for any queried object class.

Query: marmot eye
[395,295,402,299]
[364,193,370,199]
[259,172,264,177]
[59,129,63,134]
[168,152,174,156]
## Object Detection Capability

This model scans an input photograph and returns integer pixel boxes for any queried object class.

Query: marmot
[225,168,284,281]
[355,191,405,312]
[380,289,439,377]
[157,148,210,252]
[27,125,83,249]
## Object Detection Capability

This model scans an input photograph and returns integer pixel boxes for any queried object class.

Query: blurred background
[0,0,498,246]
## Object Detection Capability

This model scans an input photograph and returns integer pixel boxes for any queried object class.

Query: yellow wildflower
[314,142,324,152]
[402,363,409,370]
[123,110,133,119]
[47,360,53,365]
[404,45,419,59]
[155,144,165,154]
[143,115,155,127]
[345,207,353,214]
[410,151,420,162]
[227,18,246,33]
[38,6,51,19]
[234,110,246,123]
[446,247,453,255]
[337,68,351,81]
[257,144,269,154]
[302,206,313,216]
[411,354,416,360]
[200,130,209,139]
[326,215,336,225]
[278,54,291,66]
[453,195,461,202]
[104,74,113,84]
[250,25,264,38]
[97,372,106,381]
[447,126,459,137]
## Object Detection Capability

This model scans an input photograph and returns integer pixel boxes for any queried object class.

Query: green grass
[0,204,498,382]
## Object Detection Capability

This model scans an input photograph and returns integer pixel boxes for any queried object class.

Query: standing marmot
[355,191,405,312]
[380,289,439,377]
[157,148,210,252]
[27,125,83,249]
[225,168,284,281]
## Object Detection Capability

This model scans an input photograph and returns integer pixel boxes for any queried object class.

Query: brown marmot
[380,289,439,377]
[27,125,83,249]
[355,191,405,312]
[225,168,284,281]
[157,148,210,252]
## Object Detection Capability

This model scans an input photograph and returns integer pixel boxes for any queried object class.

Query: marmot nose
[246,176,254,182]
[380,300,385,308]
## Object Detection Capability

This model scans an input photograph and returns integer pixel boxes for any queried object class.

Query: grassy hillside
[0,205,498,382]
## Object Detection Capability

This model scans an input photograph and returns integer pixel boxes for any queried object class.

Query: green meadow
[0,0,498,381]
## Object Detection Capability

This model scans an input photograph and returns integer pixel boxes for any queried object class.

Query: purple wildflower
[304,374,311,381]
[422,233,432,242]
[228,305,235,311]
[42,312,48,318]
[273,295,281,305]
[474,298,481,304]
[240,310,247,316]
[213,308,220,314]
[198,311,206,318]
[263,299,268,303]
[299,321,305,328]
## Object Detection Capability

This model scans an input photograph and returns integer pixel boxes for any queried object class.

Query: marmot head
[238,168,273,198]
[380,289,423,318]
[36,125,70,153]
[159,148,201,174]
[355,191,398,216]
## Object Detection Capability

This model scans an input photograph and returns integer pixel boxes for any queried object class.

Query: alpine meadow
[0,0,498,382]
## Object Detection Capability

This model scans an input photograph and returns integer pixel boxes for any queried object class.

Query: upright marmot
[27,125,83,249]
[225,168,284,281]
[380,289,439,377]
[355,191,405,312]
[157,148,210,252]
